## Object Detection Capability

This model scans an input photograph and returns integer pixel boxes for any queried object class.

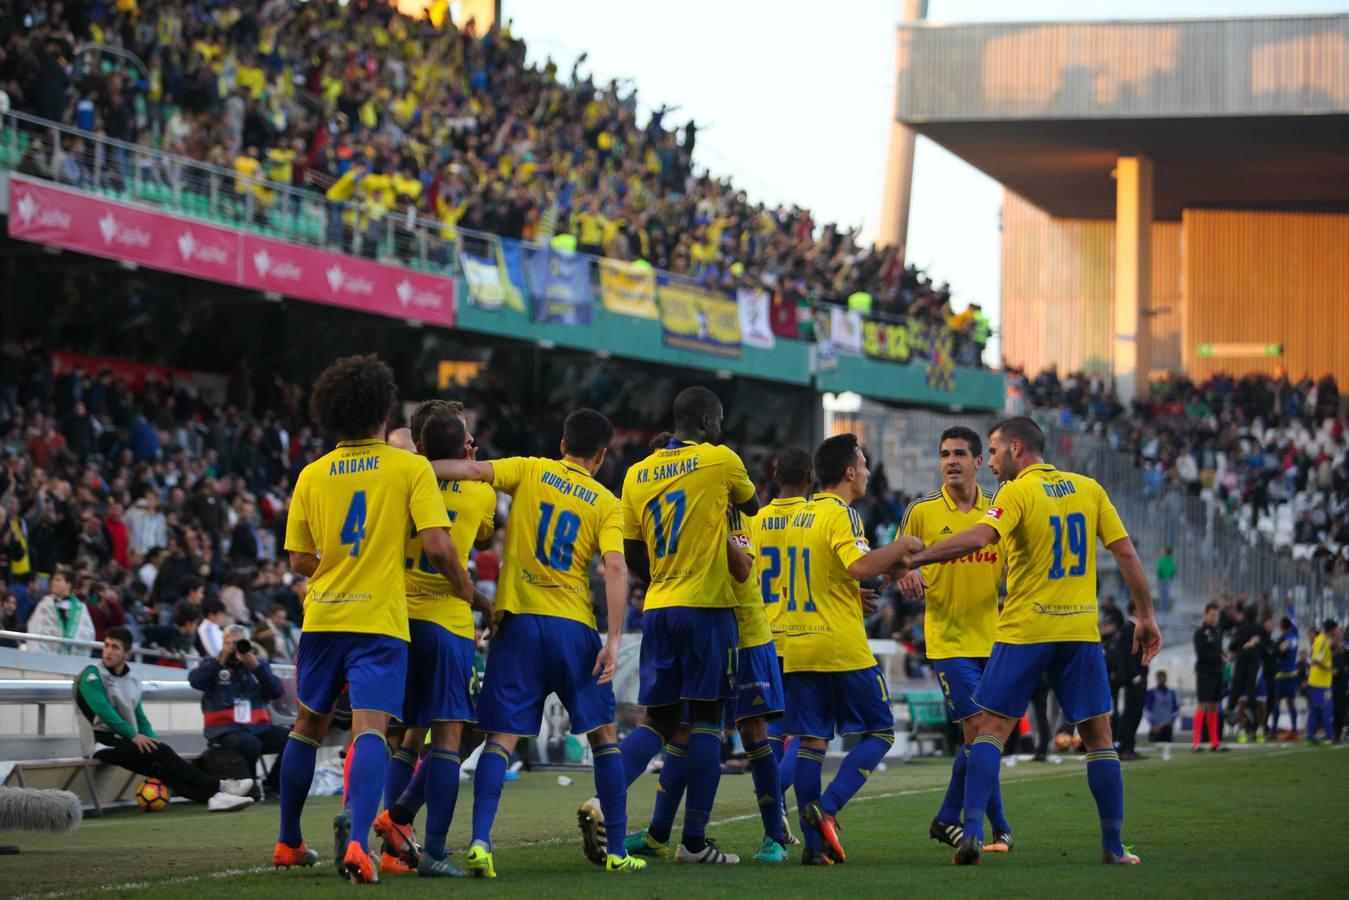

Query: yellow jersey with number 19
[729,508,772,650]
[781,493,876,674]
[982,463,1128,645]
[620,441,756,611]
[749,496,809,656]
[491,457,623,629]
[404,478,496,640]
[285,440,451,641]
[901,485,1003,659]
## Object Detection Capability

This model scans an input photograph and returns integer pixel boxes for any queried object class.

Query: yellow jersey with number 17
[285,440,451,641]
[492,457,623,629]
[621,441,756,611]
[729,508,772,650]
[982,463,1128,645]
[404,478,496,640]
[901,485,1003,659]
[781,493,876,674]
[749,496,809,656]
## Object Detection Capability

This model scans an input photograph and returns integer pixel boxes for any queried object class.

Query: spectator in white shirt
[27,571,96,654]
[195,598,229,659]
[124,491,168,555]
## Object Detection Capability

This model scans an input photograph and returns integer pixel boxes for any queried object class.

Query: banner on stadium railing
[829,307,864,354]
[461,249,506,310]
[5,175,456,328]
[524,246,593,325]
[598,259,659,319]
[657,277,742,358]
[862,319,913,364]
[736,287,774,350]
[925,329,956,391]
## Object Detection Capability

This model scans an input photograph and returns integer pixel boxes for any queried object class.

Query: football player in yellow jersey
[373,403,496,878]
[902,417,1161,867]
[1306,618,1339,743]
[781,433,921,866]
[617,386,758,864]
[896,426,1013,853]
[273,355,472,883]
[750,447,815,841]
[424,409,647,876]
[623,439,791,864]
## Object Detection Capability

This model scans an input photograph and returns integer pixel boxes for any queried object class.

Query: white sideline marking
[18,743,1340,898]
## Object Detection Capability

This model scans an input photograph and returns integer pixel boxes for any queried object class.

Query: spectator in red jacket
[103,500,130,570]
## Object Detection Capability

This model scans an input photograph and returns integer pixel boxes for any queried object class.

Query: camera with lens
[234,638,252,656]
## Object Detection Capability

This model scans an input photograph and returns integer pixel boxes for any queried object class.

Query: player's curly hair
[308,354,398,442]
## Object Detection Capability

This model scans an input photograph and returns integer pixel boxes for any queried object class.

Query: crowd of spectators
[1007,366,1349,578]
[0,0,986,365]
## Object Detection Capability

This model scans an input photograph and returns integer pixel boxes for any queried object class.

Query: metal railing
[0,630,296,675]
[1039,418,1349,627]
[0,110,986,367]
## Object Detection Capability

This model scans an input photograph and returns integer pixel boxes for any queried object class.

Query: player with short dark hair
[897,426,1013,852]
[902,417,1161,865]
[272,355,473,882]
[1272,612,1300,736]
[624,436,790,864]
[372,404,496,878]
[1193,602,1226,751]
[1306,619,1339,744]
[782,434,921,865]
[427,408,647,876]
[614,387,759,864]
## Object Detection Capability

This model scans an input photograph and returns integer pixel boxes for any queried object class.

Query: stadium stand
[1008,367,1349,581]
[0,0,985,365]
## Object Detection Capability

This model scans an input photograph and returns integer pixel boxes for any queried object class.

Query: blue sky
[504,1,1346,360]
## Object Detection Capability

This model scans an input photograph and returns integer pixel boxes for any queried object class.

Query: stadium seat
[903,689,951,755]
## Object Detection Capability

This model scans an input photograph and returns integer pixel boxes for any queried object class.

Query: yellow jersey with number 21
[982,463,1128,645]
[749,496,808,656]
[781,493,876,674]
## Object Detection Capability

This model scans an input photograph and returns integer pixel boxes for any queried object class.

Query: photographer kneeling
[188,624,288,795]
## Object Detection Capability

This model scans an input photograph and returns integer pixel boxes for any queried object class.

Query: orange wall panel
[1182,210,1349,385]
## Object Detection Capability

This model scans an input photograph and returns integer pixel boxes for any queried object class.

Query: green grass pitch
[8,743,1345,899]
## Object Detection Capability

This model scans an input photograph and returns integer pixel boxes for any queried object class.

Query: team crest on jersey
[986,507,1004,520]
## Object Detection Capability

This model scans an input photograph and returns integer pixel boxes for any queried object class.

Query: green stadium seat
[904,688,952,755]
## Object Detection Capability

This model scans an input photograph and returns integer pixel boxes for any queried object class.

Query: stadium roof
[895,14,1349,220]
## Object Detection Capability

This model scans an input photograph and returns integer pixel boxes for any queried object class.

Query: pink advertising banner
[6,175,455,328]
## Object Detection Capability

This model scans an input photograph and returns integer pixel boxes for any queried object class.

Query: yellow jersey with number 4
[982,463,1128,645]
[780,492,876,674]
[620,441,756,612]
[492,457,622,629]
[404,478,496,640]
[285,440,450,641]
[729,508,772,650]
[750,496,809,656]
[901,485,1003,659]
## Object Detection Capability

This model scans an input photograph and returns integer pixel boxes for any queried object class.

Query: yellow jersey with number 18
[749,496,809,656]
[492,457,623,629]
[982,464,1128,645]
[621,441,756,611]
[781,493,876,674]
[285,440,451,641]
[404,478,496,640]
[901,485,1003,659]
[729,508,772,650]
